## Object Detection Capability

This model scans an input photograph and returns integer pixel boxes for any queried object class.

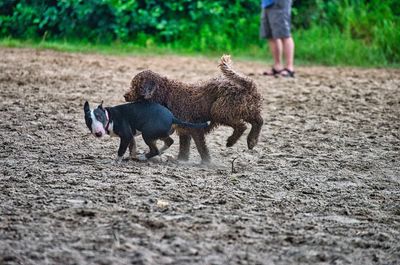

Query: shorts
[260,0,292,39]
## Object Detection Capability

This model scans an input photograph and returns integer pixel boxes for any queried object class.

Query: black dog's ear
[98,100,104,110]
[143,80,157,99]
[84,101,90,113]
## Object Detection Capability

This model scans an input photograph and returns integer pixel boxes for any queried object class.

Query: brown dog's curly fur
[124,55,263,163]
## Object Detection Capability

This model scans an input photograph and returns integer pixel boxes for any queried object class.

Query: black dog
[84,101,208,162]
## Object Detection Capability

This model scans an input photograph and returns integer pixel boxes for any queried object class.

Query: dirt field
[0,47,399,265]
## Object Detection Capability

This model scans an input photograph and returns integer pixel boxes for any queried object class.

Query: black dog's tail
[172,117,209,129]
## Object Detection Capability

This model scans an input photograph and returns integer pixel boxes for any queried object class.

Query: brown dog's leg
[191,132,211,163]
[246,114,264,149]
[226,122,247,147]
[177,134,191,161]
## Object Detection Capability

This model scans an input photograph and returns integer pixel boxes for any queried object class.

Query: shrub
[0,0,398,65]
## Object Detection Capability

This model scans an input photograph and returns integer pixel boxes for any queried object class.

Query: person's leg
[268,38,283,71]
[267,0,294,77]
[282,36,295,72]
[261,7,283,75]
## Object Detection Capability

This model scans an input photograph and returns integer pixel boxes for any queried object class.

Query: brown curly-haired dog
[124,55,263,163]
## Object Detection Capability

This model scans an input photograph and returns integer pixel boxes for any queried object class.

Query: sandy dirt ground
[0,47,399,265]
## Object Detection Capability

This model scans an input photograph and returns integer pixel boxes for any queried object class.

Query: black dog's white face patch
[84,101,107,138]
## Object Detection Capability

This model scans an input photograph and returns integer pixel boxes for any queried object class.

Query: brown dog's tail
[218,54,254,88]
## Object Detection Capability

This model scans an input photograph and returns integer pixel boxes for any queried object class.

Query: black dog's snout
[95,132,102,137]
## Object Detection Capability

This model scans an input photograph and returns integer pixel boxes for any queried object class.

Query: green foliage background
[0,0,399,66]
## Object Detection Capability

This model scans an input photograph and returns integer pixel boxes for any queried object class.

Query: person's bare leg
[268,38,283,71]
[282,37,295,71]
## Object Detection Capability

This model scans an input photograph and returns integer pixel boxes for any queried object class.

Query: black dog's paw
[113,156,123,165]
[137,154,148,162]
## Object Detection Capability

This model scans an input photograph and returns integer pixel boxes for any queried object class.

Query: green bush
[292,0,400,64]
[0,0,260,50]
[0,0,398,65]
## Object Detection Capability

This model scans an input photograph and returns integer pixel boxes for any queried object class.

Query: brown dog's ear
[142,80,157,99]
